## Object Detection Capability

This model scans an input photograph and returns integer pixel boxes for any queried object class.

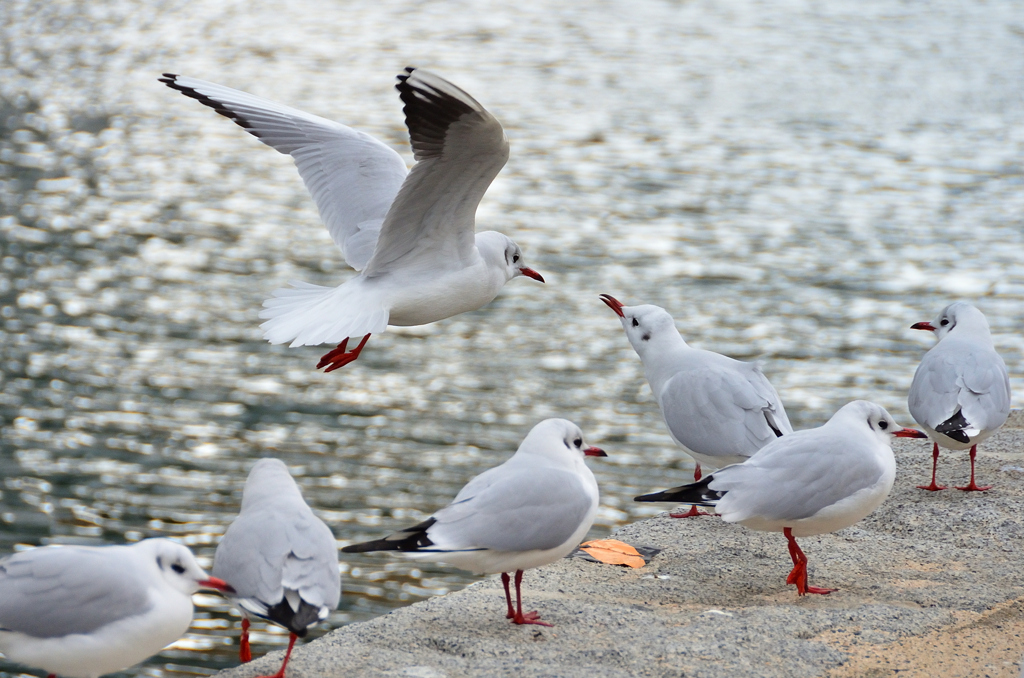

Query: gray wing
[428,466,592,552]
[658,359,792,459]
[0,546,151,638]
[161,74,408,271]
[909,344,1011,432]
[362,68,508,276]
[213,505,340,611]
[710,429,884,522]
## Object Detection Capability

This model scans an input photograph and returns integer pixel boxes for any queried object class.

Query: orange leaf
[579,539,647,568]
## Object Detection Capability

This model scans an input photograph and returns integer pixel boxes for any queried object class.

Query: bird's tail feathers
[259,280,389,347]
[635,475,724,506]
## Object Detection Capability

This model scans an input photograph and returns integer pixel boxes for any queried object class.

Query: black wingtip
[935,409,971,443]
[160,75,255,132]
[395,67,415,89]
[394,69,478,162]
[261,598,322,637]
[341,518,436,553]
[635,475,722,505]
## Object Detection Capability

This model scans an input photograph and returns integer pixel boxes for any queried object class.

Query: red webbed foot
[955,481,992,492]
[669,505,712,518]
[916,481,947,491]
[511,610,553,627]
[316,334,371,372]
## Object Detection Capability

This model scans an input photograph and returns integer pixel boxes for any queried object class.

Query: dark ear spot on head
[564,439,571,450]
[642,333,651,341]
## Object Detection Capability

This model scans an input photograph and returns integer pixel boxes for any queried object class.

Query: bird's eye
[171,563,186,574]
[631,318,639,327]
[513,254,519,263]
[940,318,949,326]
[574,438,582,448]
[878,420,888,430]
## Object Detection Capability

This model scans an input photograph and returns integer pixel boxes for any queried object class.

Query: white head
[476,231,544,283]
[515,418,607,468]
[599,294,685,357]
[911,301,991,342]
[135,538,232,597]
[240,458,304,511]
[830,400,927,445]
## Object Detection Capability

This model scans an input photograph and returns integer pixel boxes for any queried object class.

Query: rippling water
[1,0,1023,675]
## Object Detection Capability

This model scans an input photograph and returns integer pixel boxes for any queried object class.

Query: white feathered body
[908,302,1010,452]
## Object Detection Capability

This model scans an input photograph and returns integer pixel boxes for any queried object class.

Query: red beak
[584,446,607,457]
[911,322,935,331]
[198,576,235,593]
[894,428,928,439]
[519,267,545,283]
[599,294,625,318]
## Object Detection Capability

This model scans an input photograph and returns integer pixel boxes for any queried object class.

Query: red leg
[956,445,992,492]
[501,572,516,619]
[240,617,252,663]
[670,463,711,518]
[253,633,297,678]
[316,334,371,372]
[783,528,836,596]
[917,442,946,491]
[509,569,552,627]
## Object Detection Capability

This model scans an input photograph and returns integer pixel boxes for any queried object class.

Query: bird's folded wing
[214,509,339,610]
[362,68,509,276]
[659,366,788,458]
[161,74,408,271]
[280,517,341,610]
[957,351,1012,431]
[709,430,885,522]
[0,547,151,638]
[429,468,592,553]
[908,346,1010,431]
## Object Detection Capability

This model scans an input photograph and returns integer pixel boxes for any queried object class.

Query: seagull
[0,538,232,678]
[600,294,793,517]
[908,301,1011,492]
[160,68,544,372]
[636,401,926,595]
[342,419,606,627]
[213,458,340,678]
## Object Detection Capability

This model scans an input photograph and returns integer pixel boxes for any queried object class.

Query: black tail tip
[634,491,670,503]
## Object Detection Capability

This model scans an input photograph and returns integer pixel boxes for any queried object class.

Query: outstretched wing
[362,68,509,276]
[161,74,408,271]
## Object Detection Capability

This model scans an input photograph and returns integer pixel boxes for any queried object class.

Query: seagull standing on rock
[636,401,927,595]
[0,539,233,678]
[213,459,340,678]
[908,301,1011,492]
[600,294,792,517]
[342,419,606,627]
[161,68,543,372]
